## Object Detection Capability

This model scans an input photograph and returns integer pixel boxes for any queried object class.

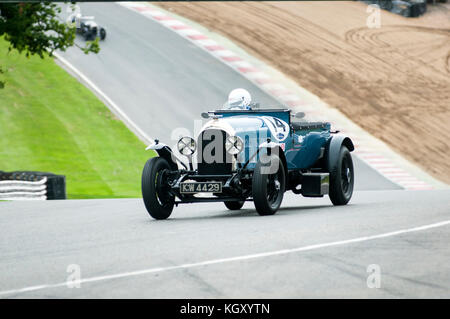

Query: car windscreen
[221,101,246,110]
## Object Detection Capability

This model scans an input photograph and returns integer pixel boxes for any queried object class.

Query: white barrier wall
[0,177,48,200]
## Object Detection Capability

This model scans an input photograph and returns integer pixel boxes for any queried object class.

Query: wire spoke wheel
[252,153,286,215]
[340,154,352,195]
[154,169,173,208]
[267,170,283,208]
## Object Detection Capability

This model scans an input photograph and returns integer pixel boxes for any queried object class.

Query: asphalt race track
[1,190,449,298]
[0,3,449,298]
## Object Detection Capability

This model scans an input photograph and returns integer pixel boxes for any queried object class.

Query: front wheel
[252,154,286,216]
[141,157,174,220]
[329,146,354,206]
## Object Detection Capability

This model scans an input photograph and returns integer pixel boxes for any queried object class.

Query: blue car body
[142,107,355,218]
[212,109,331,170]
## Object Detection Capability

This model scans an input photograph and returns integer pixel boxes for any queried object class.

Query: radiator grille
[197,129,232,175]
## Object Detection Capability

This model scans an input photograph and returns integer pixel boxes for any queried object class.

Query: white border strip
[0,178,47,186]
[1,219,448,297]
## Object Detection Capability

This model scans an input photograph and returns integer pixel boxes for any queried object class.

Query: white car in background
[70,13,106,41]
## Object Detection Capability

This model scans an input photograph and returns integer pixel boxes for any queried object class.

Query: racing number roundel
[261,116,289,142]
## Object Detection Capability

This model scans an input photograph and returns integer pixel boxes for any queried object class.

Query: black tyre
[329,146,354,206]
[224,201,245,210]
[141,157,174,220]
[252,154,286,216]
[402,7,412,17]
[83,32,92,41]
[100,28,106,40]
[379,0,393,10]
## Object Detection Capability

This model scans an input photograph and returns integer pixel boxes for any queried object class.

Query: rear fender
[325,135,354,172]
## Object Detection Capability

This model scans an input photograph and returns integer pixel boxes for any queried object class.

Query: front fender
[146,140,183,170]
[325,134,354,172]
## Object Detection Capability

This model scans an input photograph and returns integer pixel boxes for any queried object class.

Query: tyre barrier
[360,0,427,17]
[0,171,66,200]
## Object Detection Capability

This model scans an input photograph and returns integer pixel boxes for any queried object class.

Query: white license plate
[180,182,222,194]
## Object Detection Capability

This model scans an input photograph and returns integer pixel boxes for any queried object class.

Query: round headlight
[177,136,196,156]
[225,136,244,155]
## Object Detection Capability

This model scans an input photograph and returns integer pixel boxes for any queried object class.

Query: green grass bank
[0,38,154,199]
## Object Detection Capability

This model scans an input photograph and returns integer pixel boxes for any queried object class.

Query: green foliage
[0,2,99,88]
[82,37,100,54]
[0,2,75,57]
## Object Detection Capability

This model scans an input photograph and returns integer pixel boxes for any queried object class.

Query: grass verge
[0,38,154,199]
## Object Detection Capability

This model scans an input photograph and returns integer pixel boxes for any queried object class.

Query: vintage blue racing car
[141,99,354,219]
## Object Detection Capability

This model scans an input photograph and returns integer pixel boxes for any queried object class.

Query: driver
[226,88,252,110]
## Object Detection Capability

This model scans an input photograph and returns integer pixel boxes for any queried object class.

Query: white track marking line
[53,53,153,144]
[213,49,237,57]
[160,20,185,27]
[197,39,220,47]
[143,10,165,17]
[116,2,136,9]
[244,72,271,80]
[177,28,202,36]
[384,173,413,177]
[228,60,254,68]
[278,94,301,102]
[261,83,287,91]
[1,220,449,297]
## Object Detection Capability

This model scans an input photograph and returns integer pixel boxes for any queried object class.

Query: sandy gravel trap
[156,1,450,185]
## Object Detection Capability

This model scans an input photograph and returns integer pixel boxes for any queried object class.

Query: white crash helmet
[227,88,251,109]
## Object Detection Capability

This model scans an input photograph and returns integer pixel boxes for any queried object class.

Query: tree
[0,1,99,88]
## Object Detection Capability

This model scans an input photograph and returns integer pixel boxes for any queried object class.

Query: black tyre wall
[329,146,354,205]
[141,157,174,220]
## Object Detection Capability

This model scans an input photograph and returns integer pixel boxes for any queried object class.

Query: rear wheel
[141,157,174,220]
[100,28,106,40]
[224,201,244,210]
[252,154,286,216]
[329,146,354,205]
